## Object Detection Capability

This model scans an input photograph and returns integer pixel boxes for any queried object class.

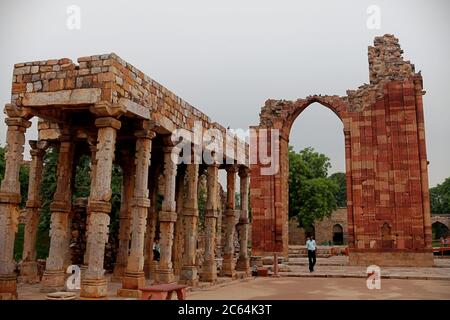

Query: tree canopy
[430,177,450,214]
[288,146,341,228]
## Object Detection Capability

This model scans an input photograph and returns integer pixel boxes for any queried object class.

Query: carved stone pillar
[119,126,154,297]
[111,150,135,282]
[200,164,219,282]
[0,112,31,300]
[144,165,160,279]
[236,167,250,273]
[221,165,237,278]
[173,169,185,278]
[155,145,179,284]
[82,143,98,274]
[81,109,122,299]
[180,163,199,285]
[40,135,75,293]
[19,140,48,284]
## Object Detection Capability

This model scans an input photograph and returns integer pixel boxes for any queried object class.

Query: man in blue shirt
[306,236,317,272]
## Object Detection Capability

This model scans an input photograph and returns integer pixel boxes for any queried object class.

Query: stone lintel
[118,98,150,119]
[22,88,102,106]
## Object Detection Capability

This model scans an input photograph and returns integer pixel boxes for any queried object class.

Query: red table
[139,283,188,300]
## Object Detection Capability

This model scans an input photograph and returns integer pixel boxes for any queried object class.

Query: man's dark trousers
[308,249,316,272]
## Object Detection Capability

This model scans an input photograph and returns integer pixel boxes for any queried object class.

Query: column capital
[95,117,121,130]
[163,144,181,155]
[135,129,156,140]
[5,117,32,129]
[4,103,33,119]
[238,166,250,178]
[89,101,126,118]
[29,140,49,156]
[225,164,238,174]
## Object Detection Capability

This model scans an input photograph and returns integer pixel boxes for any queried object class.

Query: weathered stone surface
[250,34,433,267]
[22,88,102,106]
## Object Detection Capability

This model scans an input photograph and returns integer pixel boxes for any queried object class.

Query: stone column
[221,165,237,278]
[236,167,250,273]
[20,140,47,284]
[200,164,219,282]
[41,135,75,292]
[82,142,98,275]
[144,166,159,279]
[173,169,185,278]
[155,145,179,284]
[80,115,121,299]
[180,163,199,285]
[0,113,31,300]
[111,151,135,282]
[119,126,154,297]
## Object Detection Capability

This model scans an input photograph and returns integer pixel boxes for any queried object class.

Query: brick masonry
[250,35,433,266]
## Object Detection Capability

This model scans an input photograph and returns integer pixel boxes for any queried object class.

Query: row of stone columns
[0,114,31,300]
[0,105,251,300]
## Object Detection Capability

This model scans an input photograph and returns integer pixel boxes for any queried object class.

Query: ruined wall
[12,53,248,161]
[250,35,433,266]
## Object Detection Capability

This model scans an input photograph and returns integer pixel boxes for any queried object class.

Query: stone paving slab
[286,256,450,268]
[16,275,247,300]
[280,265,450,281]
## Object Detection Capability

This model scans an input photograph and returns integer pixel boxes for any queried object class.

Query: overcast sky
[0,0,448,187]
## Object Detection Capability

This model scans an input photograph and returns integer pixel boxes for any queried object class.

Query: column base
[0,274,17,300]
[80,265,88,279]
[19,261,40,284]
[80,277,108,298]
[220,255,236,278]
[154,268,174,284]
[40,270,66,293]
[116,288,142,299]
[200,260,217,283]
[120,271,146,290]
[235,257,250,274]
[111,263,126,283]
[179,266,198,286]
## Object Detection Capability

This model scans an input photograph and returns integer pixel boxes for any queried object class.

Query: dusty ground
[16,257,450,300]
[187,277,450,300]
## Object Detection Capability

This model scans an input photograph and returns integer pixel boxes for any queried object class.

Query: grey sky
[0,0,448,187]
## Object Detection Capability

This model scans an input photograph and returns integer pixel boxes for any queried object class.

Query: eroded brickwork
[250,35,433,266]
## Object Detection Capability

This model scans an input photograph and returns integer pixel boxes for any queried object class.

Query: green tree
[329,172,347,208]
[430,177,450,214]
[288,146,338,228]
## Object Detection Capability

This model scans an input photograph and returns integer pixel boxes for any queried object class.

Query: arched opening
[287,101,347,247]
[332,224,344,245]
